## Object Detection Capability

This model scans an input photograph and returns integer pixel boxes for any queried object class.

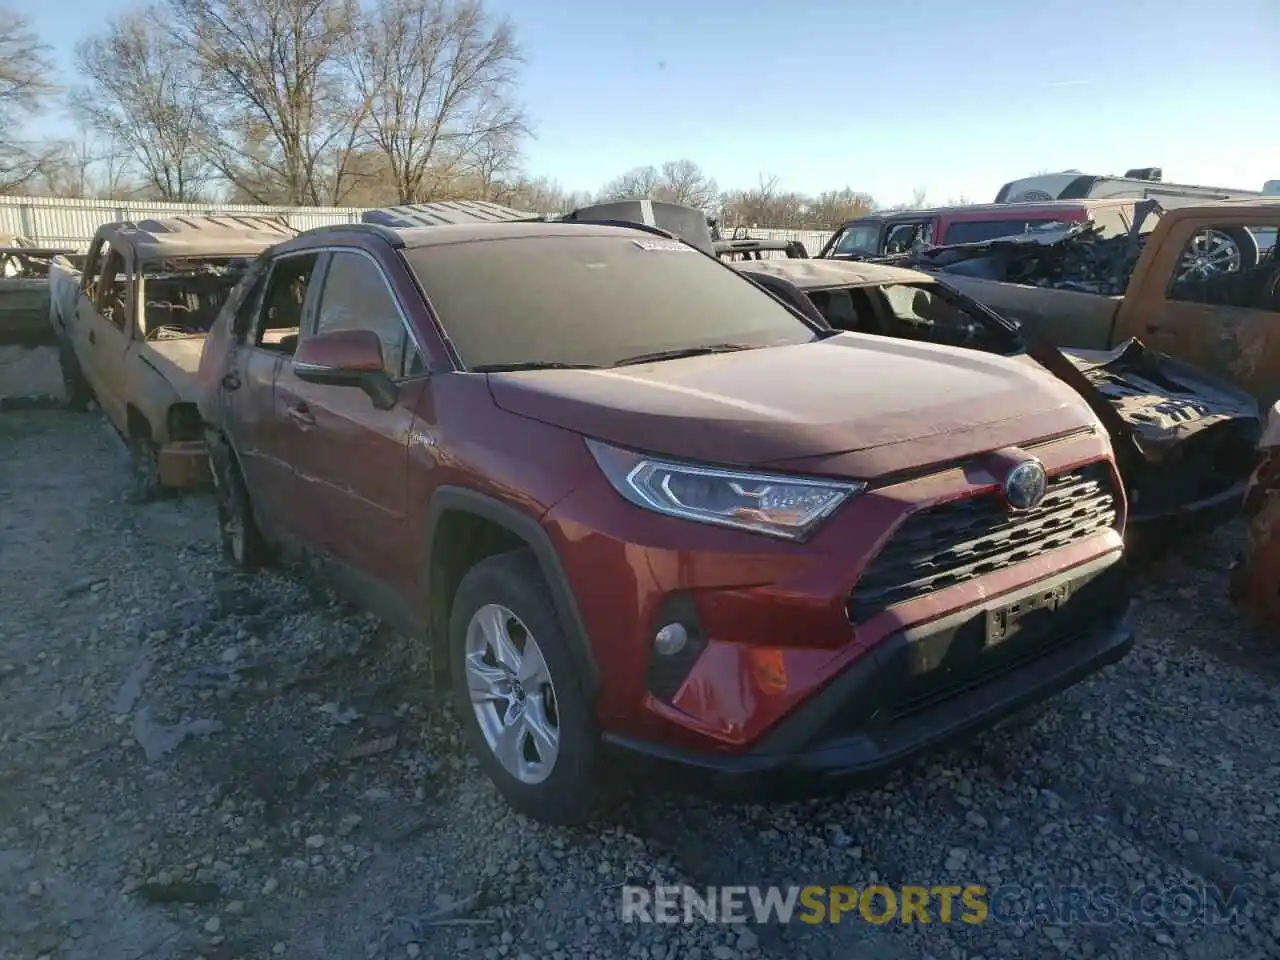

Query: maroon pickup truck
[198,218,1133,824]
[818,199,1139,259]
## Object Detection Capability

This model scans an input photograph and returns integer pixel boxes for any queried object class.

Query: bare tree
[32,128,140,199]
[598,164,660,201]
[346,0,527,204]
[74,9,210,201]
[806,187,876,229]
[0,10,59,191]
[720,174,809,229]
[168,0,366,205]
[598,159,718,210]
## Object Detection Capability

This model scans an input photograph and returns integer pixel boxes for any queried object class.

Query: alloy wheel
[464,603,561,784]
[1178,229,1243,281]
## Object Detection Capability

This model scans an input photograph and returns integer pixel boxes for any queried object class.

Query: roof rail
[554,216,680,241]
[298,221,407,247]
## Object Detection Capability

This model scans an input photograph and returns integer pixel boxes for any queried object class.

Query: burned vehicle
[735,258,1262,531]
[0,234,81,346]
[1231,401,1280,630]
[709,220,808,261]
[888,200,1280,404]
[49,216,297,499]
[199,216,1132,825]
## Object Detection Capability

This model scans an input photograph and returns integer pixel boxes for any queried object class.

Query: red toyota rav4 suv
[197,219,1133,825]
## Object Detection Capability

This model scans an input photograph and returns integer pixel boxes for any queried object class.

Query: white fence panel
[0,194,837,254]
[0,195,364,251]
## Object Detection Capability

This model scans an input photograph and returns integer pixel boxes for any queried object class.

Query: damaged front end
[1231,402,1280,628]
[1028,337,1261,528]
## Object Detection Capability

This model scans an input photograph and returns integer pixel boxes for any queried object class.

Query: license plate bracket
[985,582,1072,647]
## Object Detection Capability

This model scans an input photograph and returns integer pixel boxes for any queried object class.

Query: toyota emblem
[1004,459,1048,510]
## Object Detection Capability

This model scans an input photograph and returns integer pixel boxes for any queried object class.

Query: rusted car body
[48,215,297,498]
[0,234,81,346]
[902,200,1280,404]
[735,258,1261,532]
[1232,401,1280,628]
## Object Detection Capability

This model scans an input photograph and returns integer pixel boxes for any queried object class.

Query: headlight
[586,438,863,541]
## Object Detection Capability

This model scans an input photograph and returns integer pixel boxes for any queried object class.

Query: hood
[1056,338,1259,447]
[486,334,1096,479]
[142,336,207,402]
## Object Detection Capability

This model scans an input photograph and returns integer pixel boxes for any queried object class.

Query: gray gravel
[1,403,1278,960]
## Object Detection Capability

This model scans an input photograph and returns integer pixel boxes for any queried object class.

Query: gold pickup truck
[49,216,296,500]
[920,200,1280,405]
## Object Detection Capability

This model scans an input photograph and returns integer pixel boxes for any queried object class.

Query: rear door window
[943,219,1072,245]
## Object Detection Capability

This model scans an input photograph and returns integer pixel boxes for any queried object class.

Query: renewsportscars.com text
[621,883,1252,926]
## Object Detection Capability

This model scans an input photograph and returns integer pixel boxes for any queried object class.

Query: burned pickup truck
[886,200,1280,404]
[734,258,1262,533]
[49,216,297,499]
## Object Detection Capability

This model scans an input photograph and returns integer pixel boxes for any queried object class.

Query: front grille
[849,463,1118,621]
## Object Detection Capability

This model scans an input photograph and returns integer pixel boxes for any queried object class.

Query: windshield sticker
[632,239,694,252]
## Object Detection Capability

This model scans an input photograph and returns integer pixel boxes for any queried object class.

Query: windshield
[403,235,819,369]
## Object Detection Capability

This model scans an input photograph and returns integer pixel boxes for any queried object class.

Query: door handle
[88,330,96,345]
[286,402,315,427]
[221,372,241,391]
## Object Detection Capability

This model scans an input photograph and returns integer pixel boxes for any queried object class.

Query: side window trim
[230,265,269,342]
[311,247,426,382]
[300,251,332,338]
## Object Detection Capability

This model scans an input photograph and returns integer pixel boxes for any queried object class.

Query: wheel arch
[423,486,601,701]
[125,403,152,441]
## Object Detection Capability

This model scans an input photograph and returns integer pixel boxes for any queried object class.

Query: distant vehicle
[0,234,80,346]
[995,167,1273,207]
[198,213,1132,825]
[816,199,1140,260]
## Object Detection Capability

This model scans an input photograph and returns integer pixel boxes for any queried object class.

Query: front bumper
[603,557,1132,793]
[158,441,212,489]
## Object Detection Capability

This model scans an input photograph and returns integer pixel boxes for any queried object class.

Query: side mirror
[292,329,398,410]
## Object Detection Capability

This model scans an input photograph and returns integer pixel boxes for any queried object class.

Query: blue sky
[26,0,1280,206]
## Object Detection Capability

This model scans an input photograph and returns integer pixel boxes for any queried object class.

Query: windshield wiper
[612,344,754,367]
[470,361,601,372]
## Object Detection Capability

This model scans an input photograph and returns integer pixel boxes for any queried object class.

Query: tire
[213,455,269,570]
[1222,226,1261,271]
[448,548,598,825]
[127,435,163,503]
[57,340,92,412]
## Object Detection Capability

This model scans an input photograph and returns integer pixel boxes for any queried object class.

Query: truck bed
[0,249,83,347]
[934,273,1123,352]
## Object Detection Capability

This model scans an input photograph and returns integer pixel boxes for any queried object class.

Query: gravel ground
[2,404,1279,960]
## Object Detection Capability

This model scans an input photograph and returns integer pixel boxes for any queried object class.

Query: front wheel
[449,549,598,825]
[127,435,163,503]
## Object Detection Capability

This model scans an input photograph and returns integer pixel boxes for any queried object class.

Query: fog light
[653,622,689,656]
